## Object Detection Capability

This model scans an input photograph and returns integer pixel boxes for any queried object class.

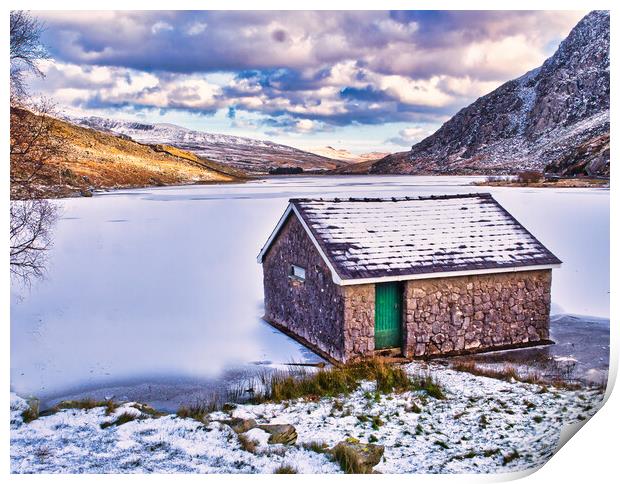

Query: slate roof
[262,193,561,284]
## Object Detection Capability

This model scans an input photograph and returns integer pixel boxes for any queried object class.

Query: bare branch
[10,10,49,101]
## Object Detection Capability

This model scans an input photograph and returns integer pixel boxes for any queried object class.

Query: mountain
[307,146,389,163]
[11,108,243,198]
[68,117,345,174]
[371,11,610,177]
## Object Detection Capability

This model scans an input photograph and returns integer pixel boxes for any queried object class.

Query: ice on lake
[10,176,610,410]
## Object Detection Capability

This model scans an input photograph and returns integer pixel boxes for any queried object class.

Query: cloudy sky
[30,10,585,154]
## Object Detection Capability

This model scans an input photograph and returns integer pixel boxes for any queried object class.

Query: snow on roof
[258,194,561,285]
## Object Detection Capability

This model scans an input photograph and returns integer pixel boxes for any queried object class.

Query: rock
[330,440,384,473]
[257,424,297,445]
[225,418,257,434]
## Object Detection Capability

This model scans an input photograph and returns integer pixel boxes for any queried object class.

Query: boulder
[257,423,297,445]
[225,418,257,434]
[330,440,384,473]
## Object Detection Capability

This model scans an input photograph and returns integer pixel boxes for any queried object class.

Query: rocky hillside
[11,108,243,198]
[69,117,346,175]
[371,11,610,177]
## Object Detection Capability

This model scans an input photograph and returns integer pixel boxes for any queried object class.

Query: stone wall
[342,284,375,361]
[403,270,552,357]
[262,213,347,362]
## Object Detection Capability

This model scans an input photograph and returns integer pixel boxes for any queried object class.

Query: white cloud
[187,22,207,36]
[151,21,174,35]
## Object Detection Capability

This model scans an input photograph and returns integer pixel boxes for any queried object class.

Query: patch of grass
[502,449,521,465]
[451,359,583,390]
[238,433,259,454]
[130,402,166,418]
[434,440,450,449]
[177,401,215,422]
[406,401,422,413]
[21,399,40,423]
[373,362,414,394]
[222,403,237,412]
[301,441,329,454]
[369,434,379,443]
[516,170,543,184]
[53,398,119,415]
[255,359,435,403]
[483,448,501,458]
[411,374,446,400]
[479,414,489,428]
[273,464,297,474]
[370,415,384,431]
[533,415,544,423]
[100,412,139,429]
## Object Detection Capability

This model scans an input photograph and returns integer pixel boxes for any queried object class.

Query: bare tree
[10,11,60,285]
[10,10,48,102]
[10,199,57,283]
[10,101,64,199]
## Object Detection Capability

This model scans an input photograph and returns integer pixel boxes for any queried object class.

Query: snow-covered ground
[10,363,604,474]
[10,176,609,410]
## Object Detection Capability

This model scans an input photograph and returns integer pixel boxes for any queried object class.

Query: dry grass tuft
[273,464,298,474]
[52,398,119,415]
[177,400,216,422]
[255,359,442,403]
[451,359,585,390]
[302,441,330,453]
[100,412,139,429]
[238,433,259,454]
[21,399,40,423]
[516,171,544,184]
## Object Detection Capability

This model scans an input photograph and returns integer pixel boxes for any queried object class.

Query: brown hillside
[11,108,243,198]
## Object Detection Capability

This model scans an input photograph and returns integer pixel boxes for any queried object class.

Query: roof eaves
[336,263,562,286]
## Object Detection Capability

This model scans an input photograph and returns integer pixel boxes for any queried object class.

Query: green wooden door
[374,282,402,349]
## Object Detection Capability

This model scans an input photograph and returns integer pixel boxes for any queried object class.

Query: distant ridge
[306,145,389,163]
[68,116,346,175]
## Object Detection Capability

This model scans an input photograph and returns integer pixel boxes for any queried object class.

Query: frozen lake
[10,176,610,410]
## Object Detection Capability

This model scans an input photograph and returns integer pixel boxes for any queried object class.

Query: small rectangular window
[289,264,306,281]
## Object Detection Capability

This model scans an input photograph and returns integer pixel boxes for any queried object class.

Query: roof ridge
[289,193,493,203]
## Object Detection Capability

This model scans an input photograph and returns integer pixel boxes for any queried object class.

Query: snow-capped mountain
[68,117,346,174]
[371,10,610,176]
[306,146,389,163]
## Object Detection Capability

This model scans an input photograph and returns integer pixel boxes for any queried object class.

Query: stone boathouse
[257,194,561,363]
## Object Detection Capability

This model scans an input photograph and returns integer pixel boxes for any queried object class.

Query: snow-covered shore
[10,363,604,474]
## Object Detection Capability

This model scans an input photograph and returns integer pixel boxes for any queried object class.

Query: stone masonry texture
[263,213,348,362]
[401,270,552,357]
